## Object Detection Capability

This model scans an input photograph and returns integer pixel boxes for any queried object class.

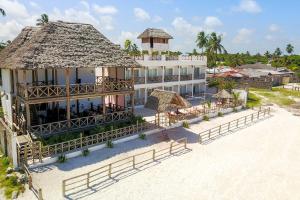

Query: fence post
[244,116,247,125]
[257,111,260,119]
[132,156,136,169]
[228,122,231,131]
[251,113,254,122]
[28,175,33,189]
[80,133,83,148]
[38,188,43,200]
[62,180,66,197]
[169,142,173,154]
[108,164,112,178]
[219,125,221,135]
[199,135,202,144]
[87,173,90,188]
[236,119,239,128]
[264,109,266,117]
[184,138,187,149]
[152,149,155,161]
[208,129,211,139]
[39,141,42,163]
[268,107,271,114]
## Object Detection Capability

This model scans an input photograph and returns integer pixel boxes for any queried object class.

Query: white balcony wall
[0,69,13,126]
[141,43,169,52]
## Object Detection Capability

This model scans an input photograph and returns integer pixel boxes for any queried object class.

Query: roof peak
[138,28,173,39]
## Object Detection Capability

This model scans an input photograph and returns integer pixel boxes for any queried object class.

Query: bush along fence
[198,107,271,144]
[62,137,188,197]
[18,121,157,165]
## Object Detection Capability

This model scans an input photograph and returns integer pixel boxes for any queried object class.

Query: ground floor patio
[19,106,300,200]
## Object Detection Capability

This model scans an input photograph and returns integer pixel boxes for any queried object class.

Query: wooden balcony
[147,76,163,83]
[17,77,134,102]
[164,75,179,82]
[29,110,133,137]
[180,74,193,81]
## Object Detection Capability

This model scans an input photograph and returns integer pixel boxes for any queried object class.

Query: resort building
[0,21,139,155]
[125,28,207,107]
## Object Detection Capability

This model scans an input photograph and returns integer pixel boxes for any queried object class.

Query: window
[180,67,187,75]
[148,69,157,77]
[165,68,173,76]
[165,86,172,91]
[150,37,153,48]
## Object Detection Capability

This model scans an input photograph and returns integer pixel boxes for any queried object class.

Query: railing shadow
[64,148,191,200]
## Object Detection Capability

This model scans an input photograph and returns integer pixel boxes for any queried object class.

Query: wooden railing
[29,110,133,137]
[147,76,162,83]
[198,108,271,144]
[134,77,145,84]
[164,75,179,82]
[282,85,300,91]
[166,55,179,60]
[180,74,193,81]
[17,78,134,100]
[22,164,43,200]
[62,137,187,197]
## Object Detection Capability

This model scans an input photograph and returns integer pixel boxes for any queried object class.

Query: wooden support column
[25,103,30,129]
[65,68,71,127]
[102,96,106,114]
[131,67,135,113]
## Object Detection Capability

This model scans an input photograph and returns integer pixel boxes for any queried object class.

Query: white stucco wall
[0,69,14,127]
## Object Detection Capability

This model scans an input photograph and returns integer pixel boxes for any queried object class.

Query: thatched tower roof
[137,28,173,39]
[144,89,191,112]
[0,21,140,69]
[212,89,233,99]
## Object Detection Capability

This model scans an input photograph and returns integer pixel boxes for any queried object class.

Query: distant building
[125,28,207,107]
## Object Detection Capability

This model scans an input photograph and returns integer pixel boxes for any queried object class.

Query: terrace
[17,76,134,102]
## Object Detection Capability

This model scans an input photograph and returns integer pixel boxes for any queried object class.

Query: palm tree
[286,44,294,55]
[264,51,271,59]
[124,39,132,53]
[36,14,49,26]
[196,31,208,54]
[0,8,5,16]
[206,32,226,73]
[232,92,240,107]
[273,48,282,57]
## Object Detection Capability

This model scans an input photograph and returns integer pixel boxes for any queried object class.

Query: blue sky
[0,0,300,54]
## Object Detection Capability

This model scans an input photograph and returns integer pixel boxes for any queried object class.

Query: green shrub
[218,112,223,117]
[106,140,114,148]
[139,133,146,140]
[182,121,190,128]
[57,155,67,163]
[233,108,238,112]
[203,115,209,121]
[2,157,10,167]
[82,149,90,157]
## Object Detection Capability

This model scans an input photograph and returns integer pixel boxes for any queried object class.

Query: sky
[0,0,300,54]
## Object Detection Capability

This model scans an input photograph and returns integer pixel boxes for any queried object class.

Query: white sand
[24,107,300,200]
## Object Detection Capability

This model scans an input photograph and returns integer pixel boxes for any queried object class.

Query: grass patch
[246,92,262,108]
[272,88,300,98]
[82,149,90,157]
[139,133,146,140]
[182,121,190,128]
[106,140,114,148]
[57,154,67,163]
[218,112,223,117]
[0,153,25,199]
[203,115,209,121]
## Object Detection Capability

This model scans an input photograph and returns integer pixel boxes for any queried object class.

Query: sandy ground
[22,106,300,200]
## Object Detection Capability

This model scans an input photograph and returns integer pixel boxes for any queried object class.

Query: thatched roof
[212,89,233,99]
[0,21,140,69]
[137,28,173,39]
[144,89,191,112]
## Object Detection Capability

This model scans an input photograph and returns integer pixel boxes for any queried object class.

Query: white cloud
[204,16,223,30]
[93,5,118,15]
[0,0,29,18]
[153,15,162,23]
[233,0,262,14]
[99,16,114,30]
[265,34,274,41]
[134,8,150,21]
[172,17,202,36]
[116,31,139,47]
[233,28,254,44]
[269,24,280,32]
[29,1,40,9]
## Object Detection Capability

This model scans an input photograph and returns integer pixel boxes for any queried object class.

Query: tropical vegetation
[36,13,49,26]
[0,8,5,16]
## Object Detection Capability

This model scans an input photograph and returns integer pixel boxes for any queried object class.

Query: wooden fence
[198,108,271,144]
[62,137,187,197]
[22,164,43,200]
[20,121,158,164]
[283,85,300,91]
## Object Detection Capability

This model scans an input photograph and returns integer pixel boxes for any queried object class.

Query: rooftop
[137,28,173,39]
[0,21,139,69]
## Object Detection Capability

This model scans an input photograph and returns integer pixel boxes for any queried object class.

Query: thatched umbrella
[212,89,232,104]
[145,89,191,125]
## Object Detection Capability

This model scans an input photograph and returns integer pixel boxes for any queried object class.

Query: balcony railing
[17,76,134,101]
[147,76,163,83]
[180,74,193,81]
[134,77,145,84]
[29,110,133,137]
[133,55,206,61]
[164,75,179,82]
[194,73,206,80]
